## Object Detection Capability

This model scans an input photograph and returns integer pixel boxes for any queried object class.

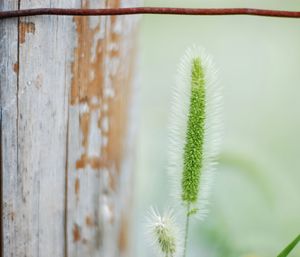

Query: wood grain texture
[1,0,76,256]
[0,0,139,256]
[0,1,19,256]
[17,0,75,256]
[66,0,138,256]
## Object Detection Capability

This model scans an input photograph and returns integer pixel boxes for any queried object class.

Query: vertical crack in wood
[0,3,4,249]
[16,4,20,254]
[64,105,70,257]
[0,109,3,257]
[0,1,20,255]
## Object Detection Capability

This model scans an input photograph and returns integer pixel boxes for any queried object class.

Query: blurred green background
[133,1,300,257]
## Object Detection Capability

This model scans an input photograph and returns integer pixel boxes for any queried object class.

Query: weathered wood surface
[0,0,138,256]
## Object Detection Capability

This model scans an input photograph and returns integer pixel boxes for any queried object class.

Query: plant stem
[183,204,191,257]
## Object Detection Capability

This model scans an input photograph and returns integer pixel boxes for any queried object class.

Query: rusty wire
[1,7,300,19]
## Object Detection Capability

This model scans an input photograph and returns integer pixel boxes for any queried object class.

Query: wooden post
[0,0,138,256]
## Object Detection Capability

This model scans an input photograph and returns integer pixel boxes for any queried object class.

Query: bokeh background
[133,1,300,256]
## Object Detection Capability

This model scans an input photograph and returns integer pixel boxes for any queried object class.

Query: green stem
[183,204,191,257]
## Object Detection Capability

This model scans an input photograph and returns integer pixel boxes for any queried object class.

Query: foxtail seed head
[168,46,222,219]
[146,207,181,257]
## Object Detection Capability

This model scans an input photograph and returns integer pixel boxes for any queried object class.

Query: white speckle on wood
[87,110,102,157]
[101,116,109,133]
[102,136,109,147]
[79,102,89,114]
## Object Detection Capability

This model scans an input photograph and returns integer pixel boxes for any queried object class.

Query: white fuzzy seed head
[146,207,181,257]
[168,45,222,220]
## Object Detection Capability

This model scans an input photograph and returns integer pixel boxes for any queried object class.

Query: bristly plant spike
[169,45,222,218]
[146,208,182,257]
[168,46,222,256]
[181,57,206,205]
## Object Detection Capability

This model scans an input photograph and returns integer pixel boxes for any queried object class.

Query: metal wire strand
[1,7,300,19]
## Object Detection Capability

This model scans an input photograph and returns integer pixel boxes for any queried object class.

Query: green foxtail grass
[168,46,222,256]
[145,45,221,257]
